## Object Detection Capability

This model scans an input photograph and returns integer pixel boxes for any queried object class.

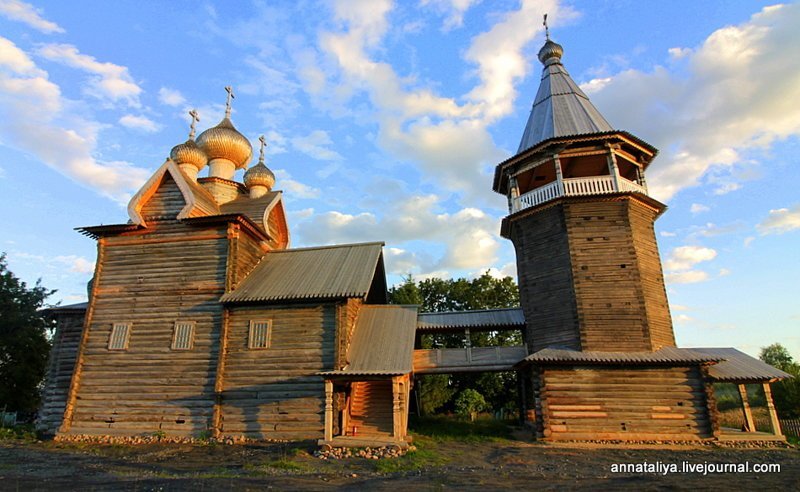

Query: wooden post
[324,380,334,442]
[392,377,401,438]
[211,308,230,438]
[509,176,520,213]
[464,328,472,364]
[606,149,621,191]
[553,154,564,194]
[763,382,783,436]
[737,384,755,432]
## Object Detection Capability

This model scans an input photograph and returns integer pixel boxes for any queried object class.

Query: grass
[374,442,449,473]
[409,415,514,443]
[0,425,37,442]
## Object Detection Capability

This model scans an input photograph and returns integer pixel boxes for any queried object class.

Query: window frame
[108,322,131,350]
[171,320,196,351]
[248,319,272,350]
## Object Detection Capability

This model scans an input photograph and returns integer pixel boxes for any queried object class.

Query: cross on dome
[224,86,235,118]
[258,134,267,164]
[188,109,200,139]
[543,13,550,40]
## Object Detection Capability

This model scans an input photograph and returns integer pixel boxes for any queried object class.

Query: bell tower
[494,34,675,354]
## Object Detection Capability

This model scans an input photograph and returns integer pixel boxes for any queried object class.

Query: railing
[413,346,527,374]
[513,176,647,212]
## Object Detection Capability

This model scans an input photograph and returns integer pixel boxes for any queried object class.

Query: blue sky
[1,0,798,358]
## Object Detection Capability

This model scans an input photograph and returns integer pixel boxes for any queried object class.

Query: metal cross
[188,109,200,139]
[543,13,549,40]
[224,85,235,118]
[258,134,267,164]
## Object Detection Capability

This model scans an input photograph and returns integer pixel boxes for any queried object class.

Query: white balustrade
[513,176,647,212]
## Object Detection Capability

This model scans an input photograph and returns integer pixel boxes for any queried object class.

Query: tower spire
[188,109,200,140]
[543,13,549,40]
[224,85,235,118]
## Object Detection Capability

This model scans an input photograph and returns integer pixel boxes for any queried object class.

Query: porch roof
[693,347,794,382]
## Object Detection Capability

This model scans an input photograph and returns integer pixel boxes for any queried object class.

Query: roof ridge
[271,241,385,253]
[419,307,523,315]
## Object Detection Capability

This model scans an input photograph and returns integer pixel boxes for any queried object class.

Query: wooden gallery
[41,35,791,447]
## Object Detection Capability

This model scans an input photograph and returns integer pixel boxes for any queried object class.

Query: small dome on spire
[170,109,208,171]
[244,135,275,192]
[538,39,563,65]
[196,86,253,170]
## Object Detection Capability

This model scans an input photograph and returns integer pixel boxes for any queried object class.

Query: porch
[511,175,647,212]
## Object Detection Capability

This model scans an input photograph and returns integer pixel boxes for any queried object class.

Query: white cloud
[0,36,44,76]
[0,0,64,34]
[743,236,755,247]
[291,130,343,161]
[54,255,94,274]
[659,230,676,237]
[295,192,502,274]
[664,245,717,271]
[757,205,800,235]
[667,47,691,60]
[36,43,142,107]
[0,36,148,202]
[421,0,479,31]
[666,270,710,284]
[119,114,160,133]
[273,169,321,199]
[690,203,709,214]
[158,87,186,107]
[585,4,800,202]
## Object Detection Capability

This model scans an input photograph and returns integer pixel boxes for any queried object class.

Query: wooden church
[41,34,790,447]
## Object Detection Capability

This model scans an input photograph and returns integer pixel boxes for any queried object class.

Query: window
[108,323,131,350]
[172,321,195,350]
[248,320,272,349]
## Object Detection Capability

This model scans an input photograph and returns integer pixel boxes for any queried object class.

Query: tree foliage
[454,389,487,421]
[389,272,521,416]
[759,342,800,418]
[0,254,54,413]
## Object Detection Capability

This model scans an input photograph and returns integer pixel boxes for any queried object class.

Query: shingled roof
[693,347,794,382]
[517,39,614,153]
[320,305,418,376]
[519,347,723,366]
[221,242,386,303]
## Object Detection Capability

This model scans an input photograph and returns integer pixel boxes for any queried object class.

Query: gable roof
[220,242,385,303]
[127,159,219,226]
[517,49,613,154]
[320,305,418,376]
[417,308,525,331]
[693,347,794,382]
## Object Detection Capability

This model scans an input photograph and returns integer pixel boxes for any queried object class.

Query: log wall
[38,311,85,434]
[508,204,581,352]
[65,220,228,436]
[220,303,336,440]
[537,365,712,440]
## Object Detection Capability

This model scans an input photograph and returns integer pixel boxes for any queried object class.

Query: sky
[1,0,798,358]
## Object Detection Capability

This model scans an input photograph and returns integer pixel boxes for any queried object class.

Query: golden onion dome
[538,39,564,65]
[196,117,253,169]
[244,161,275,190]
[169,138,208,170]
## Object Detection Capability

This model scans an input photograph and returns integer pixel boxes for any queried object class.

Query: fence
[780,418,800,437]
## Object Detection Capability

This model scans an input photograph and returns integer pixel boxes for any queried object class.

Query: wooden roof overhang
[515,347,724,371]
[416,308,525,334]
[500,192,667,239]
[493,131,658,195]
[693,347,795,383]
[76,213,270,242]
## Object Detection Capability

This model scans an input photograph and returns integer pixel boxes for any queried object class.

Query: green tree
[454,389,487,421]
[389,272,521,415]
[760,343,794,371]
[0,254,54,414]
[759,343,800,418]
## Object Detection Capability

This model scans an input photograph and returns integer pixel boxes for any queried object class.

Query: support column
[464,328,472,364]
[392,377,402,439]
[324,379,334,442]
[509,176,520,213]
[606,149,621,191]
[737,384,755,432]
[763,382,783,436]
[553,154,564,194]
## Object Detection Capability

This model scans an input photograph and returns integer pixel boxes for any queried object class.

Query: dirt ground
[1,435,799,491]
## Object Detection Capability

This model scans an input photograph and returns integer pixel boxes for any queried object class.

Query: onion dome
[538,39,563,65]
[244,135,275,192]
[170,138,207,170]
[196,117,253,169]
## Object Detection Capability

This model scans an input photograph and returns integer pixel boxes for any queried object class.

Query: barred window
[108,323,131,350]
[248,320,272,349]
[172,321,195,350]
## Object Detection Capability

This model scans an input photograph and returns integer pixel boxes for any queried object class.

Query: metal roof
[320,305,418,376]
[43,301,88,314]
[220,242,385,303]
[517,43,614,154]
[692,347,794,382]
[519,347,723,366]
[417,308,525,331]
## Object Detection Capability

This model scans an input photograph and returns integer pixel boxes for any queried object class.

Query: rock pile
[314,445,416,460]
[53,434,289,445]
